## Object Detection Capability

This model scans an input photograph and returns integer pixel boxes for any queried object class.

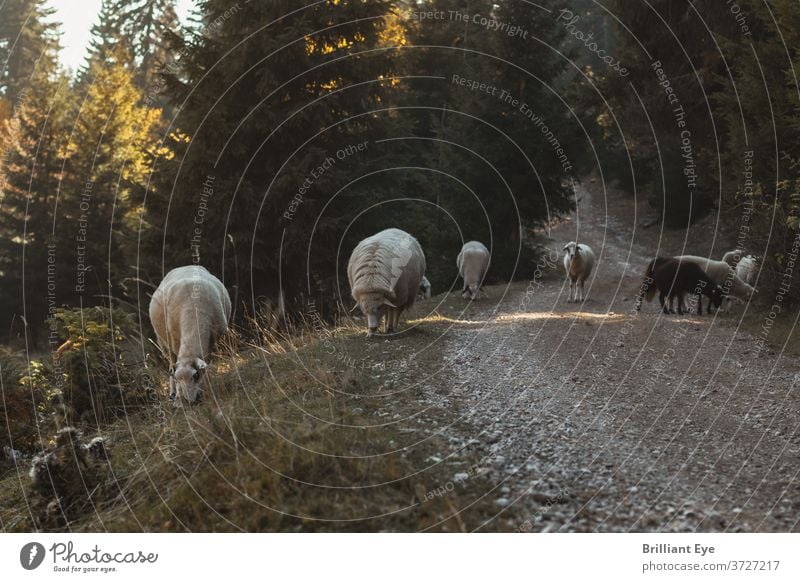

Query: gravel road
[404,180,800,532]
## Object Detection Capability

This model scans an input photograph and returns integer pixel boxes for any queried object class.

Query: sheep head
[419,276,432,299]
[563,242,583,273]
[708,285,725,311]
[355,291,396,335]
[172,357,208,404]
[563,242,580,258]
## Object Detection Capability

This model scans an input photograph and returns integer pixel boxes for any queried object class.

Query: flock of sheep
[635,250,757,315]
[562,241,757,314]
[148,227,758,406]
[148,228,491,405]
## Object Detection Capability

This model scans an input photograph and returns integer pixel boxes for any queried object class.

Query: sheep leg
[659,292,669,314]
[385,308,397,333]
[698,293,704,316]
[165,347,177,400]
[579,279,585,302]
[568,278,575,302]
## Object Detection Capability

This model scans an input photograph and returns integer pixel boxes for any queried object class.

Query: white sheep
[347,228,426,335]
[457,241,490,300]
[735,255,758,286]
[673,255,755,312]
[418,276,432,300]
[563,242,595,302]
[149,265,232,405]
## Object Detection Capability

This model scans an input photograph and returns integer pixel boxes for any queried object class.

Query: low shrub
[51,307,157,426]
[0,347,49,457]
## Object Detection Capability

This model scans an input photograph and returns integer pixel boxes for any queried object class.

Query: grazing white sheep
[563,242,595,302]
[674,255,755,312]
[347,228,426,335]
[457,241,490,300]
[721,249,745,268]
[720,254,759,312]
[149,265,232,405]
[418,276,432,300]
[735,255,758,286]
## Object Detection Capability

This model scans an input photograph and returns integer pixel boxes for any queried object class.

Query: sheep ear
[383,299,397,308]
[195,359,207,373]
[349,303,360,313]
[562,244,570,251]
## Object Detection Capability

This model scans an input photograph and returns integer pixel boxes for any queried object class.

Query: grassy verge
[722,300,800,358]
[1,305,505,532]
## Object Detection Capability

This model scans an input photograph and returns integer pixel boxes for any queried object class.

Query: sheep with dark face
[457,241,490,300]
[418,276,432,300]
[563,242,595,302]
[149,265,231,405]
[347,228,426,335]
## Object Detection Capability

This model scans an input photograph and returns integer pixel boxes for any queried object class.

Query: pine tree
[79,0,178,94]
[62,46,163,310]
[77,0,129,82]
[112,0,179,89]
[0,76,71,345]
[401,0,577,281]
[0,0,63,344]
[0,0,60,102]
[595,0,727,224]
[712,0,800,299]
[144,0,403,313]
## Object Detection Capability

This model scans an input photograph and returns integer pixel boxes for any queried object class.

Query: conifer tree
[144,0,402,312]
[0,77,71,344]
[0,0,63,343]
[401,0,577,280]
[77,0,128,83]
[112,0,179,89]
[62,46,163,309]
[0,0,60,101]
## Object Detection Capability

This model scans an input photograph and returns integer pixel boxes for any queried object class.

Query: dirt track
[385,180,800,532]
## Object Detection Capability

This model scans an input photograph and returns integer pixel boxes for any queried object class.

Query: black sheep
[636,257,673,311]
[650,259,725,315]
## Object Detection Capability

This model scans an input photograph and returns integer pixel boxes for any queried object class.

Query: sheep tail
[641,259,658,303]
